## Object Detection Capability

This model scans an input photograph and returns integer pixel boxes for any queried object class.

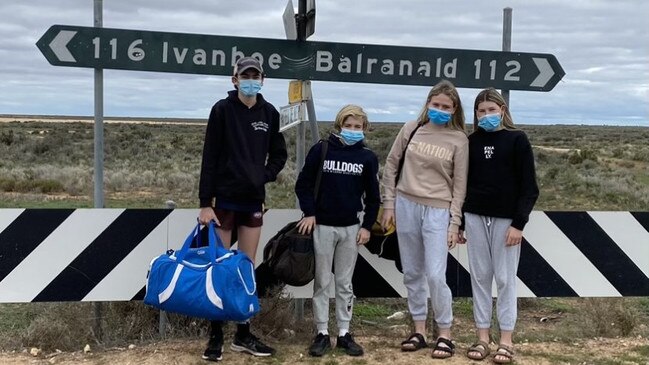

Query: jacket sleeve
[380,122,412,209]
[512,133,539,230]
[294,142,322,217]
[361,152,381,230]
[198,105,224,208]
[264,107,288,182]
[449,136,469,233]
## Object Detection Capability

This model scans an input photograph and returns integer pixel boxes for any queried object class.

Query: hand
[447,231,459,249]
[505,226,523,246]
[458,229,467,244]
[199,207,219,226]
[297,216,316,235]
[356,228,370,245]
[380,208,395,231]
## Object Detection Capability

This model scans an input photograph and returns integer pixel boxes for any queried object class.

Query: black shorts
[213,208,263,230]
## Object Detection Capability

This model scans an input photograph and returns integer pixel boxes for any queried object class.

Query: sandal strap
[434,337,455,353]
[468,340,490,356]
[496,344,514,357]
[401,333,427,349]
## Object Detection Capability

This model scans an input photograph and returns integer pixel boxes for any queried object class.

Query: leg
[203,320,224,362]
[236,225,262,265]
[312,225,336,335]
[395,195,429,342]
[333,224,359,335]
[332,224,363,356]
[421,207,453,358]
[490,217,520,362]
[229,216,274,357]
[465,213,495,348]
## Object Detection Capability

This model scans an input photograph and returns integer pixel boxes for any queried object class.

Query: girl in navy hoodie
[295,105,381,358]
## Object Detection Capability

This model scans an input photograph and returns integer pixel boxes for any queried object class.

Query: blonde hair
[333,104,370,132]
[415,80,465,132]
[473,88,516,131]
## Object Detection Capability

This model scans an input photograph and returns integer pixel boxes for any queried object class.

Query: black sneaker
[202,334,223,362]
[336,333,364,356]
[308,333,331,357]
[230,332,275,357]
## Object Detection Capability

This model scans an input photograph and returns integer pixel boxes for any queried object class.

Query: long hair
[473,88,516,131]
[415,80,465,132]
[333,104,370,132]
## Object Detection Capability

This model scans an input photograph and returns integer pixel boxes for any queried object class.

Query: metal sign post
[92,0,104,342]
[502,7,513,105]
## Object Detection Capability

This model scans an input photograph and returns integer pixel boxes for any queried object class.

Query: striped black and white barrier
[0,209,647,303]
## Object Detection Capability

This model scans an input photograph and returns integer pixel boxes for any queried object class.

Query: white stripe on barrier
[0,209,123,302]
[0,209,23,234]
[83,212,169,301]
[524,211,620,297]
[589,211,649,279]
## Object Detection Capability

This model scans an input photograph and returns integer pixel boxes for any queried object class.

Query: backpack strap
[313,139,328,201]
[395,123,423,185]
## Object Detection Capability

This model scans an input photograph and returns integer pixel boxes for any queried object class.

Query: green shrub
[0,131,14,146]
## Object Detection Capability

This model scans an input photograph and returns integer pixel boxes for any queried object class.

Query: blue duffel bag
[144,221,259,321]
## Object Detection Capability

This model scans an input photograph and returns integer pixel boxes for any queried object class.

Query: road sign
[282,0,297,41]
[279,102,306,132]
[37,25,565,91]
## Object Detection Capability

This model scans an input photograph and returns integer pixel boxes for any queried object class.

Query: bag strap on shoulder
[314,139,328,200]
[395,123,423,185]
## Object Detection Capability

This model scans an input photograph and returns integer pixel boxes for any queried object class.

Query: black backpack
[260,140,329,287]
[262,221,315,286]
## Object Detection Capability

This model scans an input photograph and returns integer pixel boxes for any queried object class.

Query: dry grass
[1,119,649,362]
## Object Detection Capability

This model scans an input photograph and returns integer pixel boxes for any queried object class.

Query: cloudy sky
[1,0,647,126]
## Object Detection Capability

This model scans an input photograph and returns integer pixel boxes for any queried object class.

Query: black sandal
[431,337,455,359]
[400,333,427,352]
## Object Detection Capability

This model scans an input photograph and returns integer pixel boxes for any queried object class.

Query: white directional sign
[279,102,306,132]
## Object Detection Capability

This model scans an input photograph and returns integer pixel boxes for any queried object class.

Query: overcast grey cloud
[0,0,647,125]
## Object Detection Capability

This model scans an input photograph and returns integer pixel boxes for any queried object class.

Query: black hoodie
[295,133,381,230]
[199,90,287,208]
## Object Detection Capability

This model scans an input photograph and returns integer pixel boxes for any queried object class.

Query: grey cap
[234,57,264,75]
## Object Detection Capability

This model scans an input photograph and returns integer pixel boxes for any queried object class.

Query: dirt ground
[0,336,647,365]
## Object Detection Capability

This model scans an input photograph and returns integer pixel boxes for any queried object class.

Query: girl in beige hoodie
[381,80,468,359]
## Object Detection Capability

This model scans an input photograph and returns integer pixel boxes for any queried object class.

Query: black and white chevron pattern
[0,209,647,302]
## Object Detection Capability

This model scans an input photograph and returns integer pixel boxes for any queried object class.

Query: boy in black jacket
[295,105,381,357]
[198,57,287,361]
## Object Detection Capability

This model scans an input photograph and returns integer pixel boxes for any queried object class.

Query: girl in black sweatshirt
[463,88,539,364]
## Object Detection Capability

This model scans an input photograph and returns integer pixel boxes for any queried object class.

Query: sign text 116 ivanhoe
[37,25,565,91]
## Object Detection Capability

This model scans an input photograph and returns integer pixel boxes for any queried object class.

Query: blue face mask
[478,113,502,132]
[427,107,452,125]
[340,128,364,145]
[238,79,262,97]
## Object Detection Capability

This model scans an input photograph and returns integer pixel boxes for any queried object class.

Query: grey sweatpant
[465,212,521,331]
[396,194,453,328]
[312,224,360,333]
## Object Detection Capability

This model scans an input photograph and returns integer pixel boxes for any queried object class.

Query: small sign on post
[288,80,312,104]
[279,102,306,132]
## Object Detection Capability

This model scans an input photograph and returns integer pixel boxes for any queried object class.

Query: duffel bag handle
[175,220,226,262]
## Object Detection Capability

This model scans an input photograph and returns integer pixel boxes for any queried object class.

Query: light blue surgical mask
[238,79,262,97]
[478,113,502,132]
[427,107,452,125]
[340,129,364,145]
